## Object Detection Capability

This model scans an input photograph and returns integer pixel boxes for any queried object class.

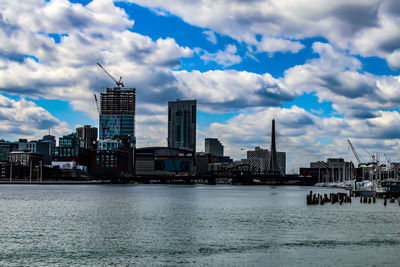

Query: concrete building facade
[10,151,43,167]
[308,158,355,182]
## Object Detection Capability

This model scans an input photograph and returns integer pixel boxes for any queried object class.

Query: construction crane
[347,139,361,166]
[97,63,124,88]
[93,93,100,115]
[363,148,376,163]
[94,93,109,137]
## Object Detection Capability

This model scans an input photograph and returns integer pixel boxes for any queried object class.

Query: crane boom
[97,63,124,88]
[363,148,376,163]
[93,93,100,115]
[347,139,361,165]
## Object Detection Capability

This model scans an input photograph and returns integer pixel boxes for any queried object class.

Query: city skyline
[0,0,400,161]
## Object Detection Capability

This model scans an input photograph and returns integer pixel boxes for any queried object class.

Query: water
[0,184,399,266]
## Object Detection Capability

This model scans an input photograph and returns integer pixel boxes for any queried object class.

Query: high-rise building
[168,99,196,151]
[205,138,223,157]
[77,125,98,149]
[99,87,135,141]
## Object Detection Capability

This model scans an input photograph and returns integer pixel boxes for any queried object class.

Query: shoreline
[0,180,315,186]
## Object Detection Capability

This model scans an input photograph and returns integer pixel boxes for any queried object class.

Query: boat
[351,180,376,197]
[215,178,232,184]
[374,179,400,197]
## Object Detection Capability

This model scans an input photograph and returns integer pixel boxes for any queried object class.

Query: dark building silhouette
[135,147,195,176]
[0,140,18,162]
[15,136,55,165]
[168,99,196,152]
[77,125,97,149]
[196,152,232,175]
[205,138,223,157]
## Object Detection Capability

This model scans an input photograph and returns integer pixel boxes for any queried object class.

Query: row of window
[55,148,76,157]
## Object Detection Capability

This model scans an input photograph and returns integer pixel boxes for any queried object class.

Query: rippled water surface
[0,184,399,266]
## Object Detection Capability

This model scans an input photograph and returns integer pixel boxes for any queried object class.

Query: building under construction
[99,87,136,140]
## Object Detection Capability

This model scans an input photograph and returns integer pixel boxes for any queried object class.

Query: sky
[0,0,400,165]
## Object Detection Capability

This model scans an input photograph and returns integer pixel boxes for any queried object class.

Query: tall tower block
[168,99,197,152]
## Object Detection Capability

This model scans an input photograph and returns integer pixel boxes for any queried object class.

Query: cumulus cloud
[0,94,70,140]
[173,70,296,112]
[256,37,304,55]
[129,0,400,65]
[0,0,297,119]
[282,42,400,118]
[0,0,193,120]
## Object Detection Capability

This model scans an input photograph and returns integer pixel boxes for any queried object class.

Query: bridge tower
[267,119,280,176]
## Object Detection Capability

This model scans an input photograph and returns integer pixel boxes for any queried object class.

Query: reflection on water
[0,184,399,266]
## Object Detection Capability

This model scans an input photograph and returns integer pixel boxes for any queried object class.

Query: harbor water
[0,184,399,266]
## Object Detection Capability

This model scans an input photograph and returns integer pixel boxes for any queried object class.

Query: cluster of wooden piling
[306,191,351,205]
[383,196,400,206]
[359,196,400,206]
[359,196,376,204]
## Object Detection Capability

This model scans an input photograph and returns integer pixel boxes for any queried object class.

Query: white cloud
[196,44,242,67]
[0,94,70,140]
[387,50,400,69]
[282,42,400,118]
[257,37,304,54]
[0,0,194,120]
[129,0,400,65]
[203,30,217,44]
[173,69,296,112]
